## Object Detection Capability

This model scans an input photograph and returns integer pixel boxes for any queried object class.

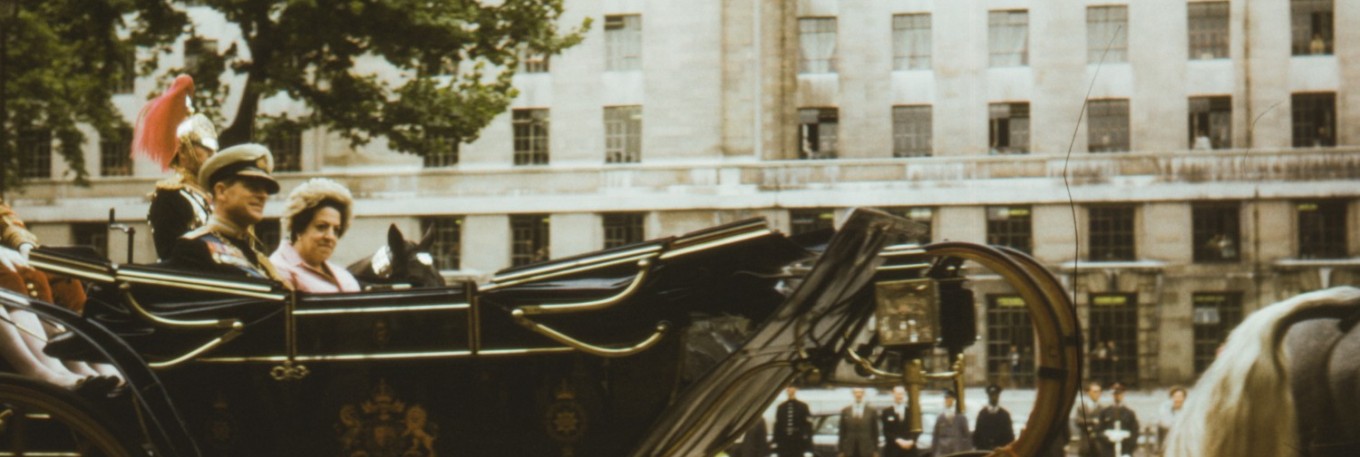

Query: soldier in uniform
[972,383,1015,451]
[774,386,813,457]
[132,74,221,260]
[1096,383,1138,457]
[165,144,288,286]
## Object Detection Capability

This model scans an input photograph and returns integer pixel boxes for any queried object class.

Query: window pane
[892,14,931,71]
[602,213,645,249]
[1089,206,1136,261]
[799,18,838,74]
[605,15,642,71]
[892,106,932,157]
[71,223,109,260]
[989,103,1029,154]
[605,106,642,163]
[266,124,303,172]
[1088,99,1130,153]
[1188,96,1232,149]
[799,108,839,160]
[1087,6,1128,63]
[18,129,51,180]
[421,217,463,270]
[1193,292,1242,374]
[987,295,1035,387]
[513,109,550,165]
[1292,92,1336,147]
[1297,200,1347,259]
[511,215,550,266]
[1188,2,1229,60]
[1088,293,1139,384]
[986,206,1032,254]
[1192,203,1240,263]
[100,127,133,177]
[424,134,460,168]
[988,10,1028,67]
[1291,0,1333,55]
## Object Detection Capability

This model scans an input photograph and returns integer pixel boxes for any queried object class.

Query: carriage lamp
[873,278,967,434]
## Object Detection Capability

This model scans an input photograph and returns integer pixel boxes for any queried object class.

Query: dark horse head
[347,224,446,289]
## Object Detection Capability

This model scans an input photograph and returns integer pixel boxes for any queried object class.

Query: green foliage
[0,0,184,195]
[179,0,589,156]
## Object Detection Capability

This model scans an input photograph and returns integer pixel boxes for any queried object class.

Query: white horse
[1165,286,1360,457]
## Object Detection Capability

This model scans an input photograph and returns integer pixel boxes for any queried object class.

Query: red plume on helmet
[131,75,195,171]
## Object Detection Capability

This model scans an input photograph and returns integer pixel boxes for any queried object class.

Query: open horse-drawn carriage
[0,209,1081,456]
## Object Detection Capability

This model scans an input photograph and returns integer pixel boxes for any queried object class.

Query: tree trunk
[219,72,261,148]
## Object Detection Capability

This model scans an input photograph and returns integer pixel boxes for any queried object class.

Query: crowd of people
[0,75,365,397]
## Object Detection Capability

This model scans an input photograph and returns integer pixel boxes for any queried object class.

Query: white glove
[0,243,31,272]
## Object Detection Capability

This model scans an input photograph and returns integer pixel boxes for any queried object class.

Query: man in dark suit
[774,386,813,457]
[973,384,1015,451]
[838,387,879,457]
[880,386,919,457]
[1097,383,1138,457]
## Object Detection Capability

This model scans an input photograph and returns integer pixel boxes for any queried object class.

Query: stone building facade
[9,0,1359,387]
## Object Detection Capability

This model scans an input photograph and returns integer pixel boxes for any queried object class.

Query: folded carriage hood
[629,208,920,457]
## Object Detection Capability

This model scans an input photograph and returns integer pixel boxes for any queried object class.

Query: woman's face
[294,207,343,267]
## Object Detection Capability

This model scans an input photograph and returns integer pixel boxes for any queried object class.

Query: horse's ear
[388,224,405,256]
[417,227,436,251]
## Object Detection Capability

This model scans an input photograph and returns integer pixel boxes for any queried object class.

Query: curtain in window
[989,11,1028,67]
[892,15,931,70]
[799,18,837,73]
[1086,6,1128,63]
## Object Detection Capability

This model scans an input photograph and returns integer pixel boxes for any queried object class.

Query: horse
[1164,286,1360,457]
[347,224,446,289]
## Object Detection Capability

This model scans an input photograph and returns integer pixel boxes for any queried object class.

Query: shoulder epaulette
[154,175,187,192]
[183,225,214,240]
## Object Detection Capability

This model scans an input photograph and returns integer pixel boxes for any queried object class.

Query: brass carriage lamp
[873,278,967,435]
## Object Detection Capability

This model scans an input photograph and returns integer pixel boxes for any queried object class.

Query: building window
[605,15,642,72]
[892,105,931,158]
[114,52,136,94]
[886,207,933,245]
[255,218,281,253]
[790,209,835,236]
[1192,292,1242,374]
[265,124,302,172]
[798,17,837,74]
[892,14,931,71]
[987,295,1035,388]
[1189,96,1232,150]
[18,129,51,180]
[1188,2,1229,60]
[1192,203,1240,263]
[99,127,133,177]
[421,217,463,270]
[519,49,550,74]
[183,37,216,70]
[1087,6,1128,63]
[799,108,838,160]
[1291,0,1333,56]
[987,206,1032,254]
[424,134,460,168]
[1089,205,1136,261]
[71,223,109,260]
[1297,200,1347,259]
[988,10,1028,67]
[511,215,550,267]
[604,105,642,163]
[513,109,550,165]
[1088,99,1130,153]
[1292,92,1336,147]
[602,213,645,249]
[989,102,1029,154]
[1088,293,1139,384]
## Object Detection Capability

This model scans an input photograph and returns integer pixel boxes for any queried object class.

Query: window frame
[513,108,550,166]
[891,14,932,71]
[99,127,133,177]
[604,105,643,164]
[891,105,932,158]
[421,216,464,271]
[798,17,838,74]
[1088,205,1137,262]
[604,14,642,72]
[1291,0,1334,56]
[1188,2,1230,60]
[1292,92,1337,148]
[799,107,839,160]
[988,102,1030,155]
[1086,5,1129,63]
[1088,99,1131,153]
[510,214,551,267]
[1188,96,1232,150]
[988,10,1029,67]
[602,212,645,249]
[1297,200,1348,259]
[986,206,1033,254]
[1191,202,1241,263]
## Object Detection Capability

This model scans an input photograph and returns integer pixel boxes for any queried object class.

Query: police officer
[774,386,813,457]
[973,383,1015,451]
[166,143,288,286]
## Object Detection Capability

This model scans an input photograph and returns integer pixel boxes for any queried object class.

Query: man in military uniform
[1096,383,1138,457]
[132,75,220,260]
[166,143,287,286]
[774,386,812,457]
[973,383,1015,451]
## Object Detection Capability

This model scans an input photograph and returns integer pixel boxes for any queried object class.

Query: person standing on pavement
[1072,382,1106,457]
[931,389,971,456]
[880,386,919,457]
[972,383,1015,451]
[838,387,879,457]
[774,386,813,457]
[1155,386,1186,455]
[1097,383,1139,457]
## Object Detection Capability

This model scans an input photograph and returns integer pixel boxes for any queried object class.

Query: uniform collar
[209,215,248,241]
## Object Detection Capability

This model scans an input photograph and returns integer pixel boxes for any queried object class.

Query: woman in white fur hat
[270,178,361,293]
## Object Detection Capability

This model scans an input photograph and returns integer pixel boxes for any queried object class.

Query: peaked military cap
[199,143,280,194]
[986,383,1003,395]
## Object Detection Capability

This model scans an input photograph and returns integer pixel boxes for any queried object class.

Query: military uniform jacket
[773,399,812,454]
[1096,404,1138,457]
[148,177,212,260]
[972,405,1015,451]
[167,221,278,282]
[932,411,973,456]
[880,404,920,457]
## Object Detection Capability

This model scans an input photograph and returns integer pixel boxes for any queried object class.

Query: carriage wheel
[0,373,138,457]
